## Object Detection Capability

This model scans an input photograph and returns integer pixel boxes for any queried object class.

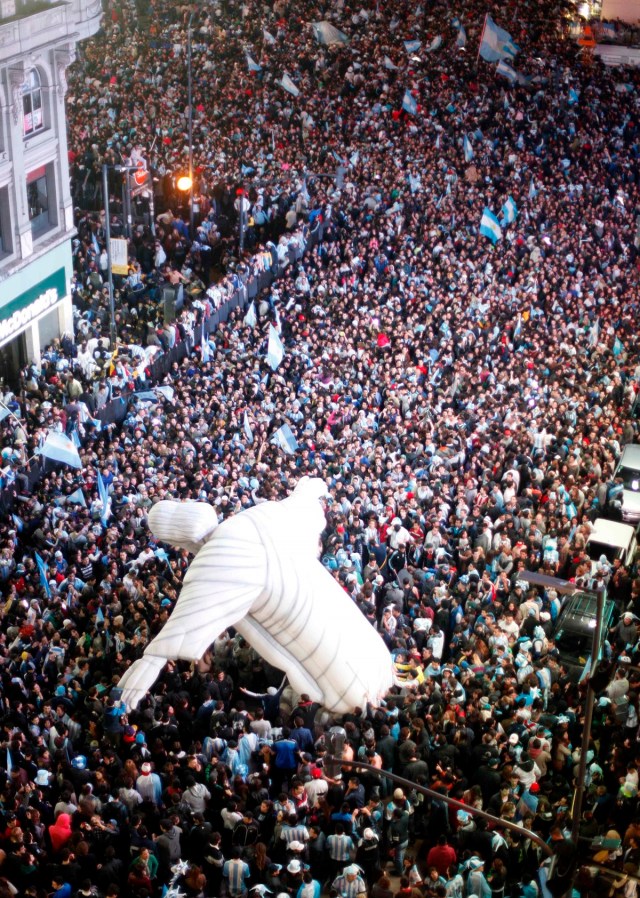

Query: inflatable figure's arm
[148,500,219,555]
[119,511,267,709]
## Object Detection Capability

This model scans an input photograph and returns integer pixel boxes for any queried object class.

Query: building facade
[0,0,101,386]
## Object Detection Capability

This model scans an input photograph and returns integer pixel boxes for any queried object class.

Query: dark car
[552,591,617,680]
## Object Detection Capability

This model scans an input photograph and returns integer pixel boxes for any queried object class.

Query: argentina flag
[480,207,502,244]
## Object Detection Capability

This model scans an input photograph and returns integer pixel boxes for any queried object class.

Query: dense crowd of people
[2,0,640,896]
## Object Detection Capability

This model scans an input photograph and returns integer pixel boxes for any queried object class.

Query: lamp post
[187,11,194,237]
[102,162,150,348]
[102,163,117,349]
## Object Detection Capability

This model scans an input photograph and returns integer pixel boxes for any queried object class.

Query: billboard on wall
[602,0,640,23]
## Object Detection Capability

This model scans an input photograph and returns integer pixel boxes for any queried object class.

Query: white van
[613,444,640,524]
[586,517,637,574]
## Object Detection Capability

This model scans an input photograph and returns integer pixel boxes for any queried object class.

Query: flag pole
[476,12,488,67]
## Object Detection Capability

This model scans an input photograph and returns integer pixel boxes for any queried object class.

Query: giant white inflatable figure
[118,477,395,712]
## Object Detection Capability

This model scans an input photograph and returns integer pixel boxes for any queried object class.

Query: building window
[0,186,12,257]
[22,68,44,138]
[27,164,56,237]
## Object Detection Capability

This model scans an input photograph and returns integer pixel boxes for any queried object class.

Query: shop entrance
[0,332,27,390]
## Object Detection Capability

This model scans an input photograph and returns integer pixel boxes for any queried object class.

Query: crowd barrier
[0,226,312,511]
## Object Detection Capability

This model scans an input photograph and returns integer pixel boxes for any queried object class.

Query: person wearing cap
[465,857,491,898]
[355,828,380,887]
[286,858,306,893]
[135,761,163,806]
[332,864,366,898]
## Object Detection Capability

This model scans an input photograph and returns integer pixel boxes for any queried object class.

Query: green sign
[0,267,66,343]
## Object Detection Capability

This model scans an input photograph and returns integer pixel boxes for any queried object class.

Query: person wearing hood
[155,817,183,878]
[48,813,73,853]
[513,752,541,790]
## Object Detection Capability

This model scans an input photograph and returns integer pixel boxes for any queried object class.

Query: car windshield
[619,465,640,492]
[587,539,620,565]
[555,629,592,661]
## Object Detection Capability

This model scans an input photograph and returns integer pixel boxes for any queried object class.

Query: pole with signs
[102,164,117,348]
[187,12,194,238]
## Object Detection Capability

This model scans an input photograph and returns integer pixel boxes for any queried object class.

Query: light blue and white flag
[96,606,105,624]
[568,87,580,106]
[613,336,625,357]
[266,325,285,370]
[383,55,399,70]
[514,314,522,338]
[263,29,276,44]
[463,134,474,162]
[243,411,254,445]
[155,386,174,402]
[244,302,257,327]
[35,552,51,598]
[311,21,349,45]
[67,488,87,508]
[479,15,515,62]
[404,39,422,53]
[39,432,82,469]
[501,195,518,226]
[98,472,111,527]
[435,133,441,150]
[529,178,538,199]
[11,514,23,532]
[502,37,520,58]
[279,73,300,97]
[0,403,11,423]
[246,53,262,72]
[457,25,467,48]
[480,207,502,244]
[427,35,442,52]
[588,318,600,347]
[271,423,298,455]
[496,59,517,83]
[402,89,417,116]
[201,337,210,363]
[274,304,283,335]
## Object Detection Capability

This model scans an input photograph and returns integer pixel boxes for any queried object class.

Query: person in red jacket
[48,813,73,854]
[425,834,457,878]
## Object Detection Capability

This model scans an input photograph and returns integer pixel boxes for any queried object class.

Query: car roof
[619,444,640,467]
[588,519,636,550]
[555,592,615,637]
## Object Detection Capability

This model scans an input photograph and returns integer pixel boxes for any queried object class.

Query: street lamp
[101,163,118,349]
[186,12,194,237]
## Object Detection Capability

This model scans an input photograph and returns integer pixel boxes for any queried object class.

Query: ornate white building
[0,0,101,383]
